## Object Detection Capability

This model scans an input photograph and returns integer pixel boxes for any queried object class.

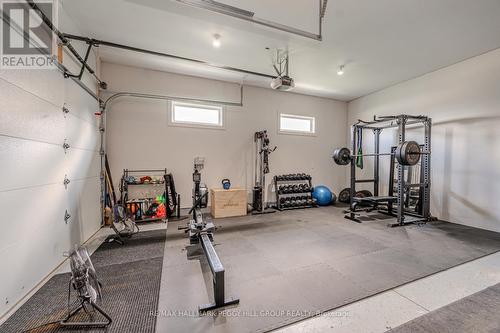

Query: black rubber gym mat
[0,229,166,333]
[156,206,500,333]
[389,283,500,333]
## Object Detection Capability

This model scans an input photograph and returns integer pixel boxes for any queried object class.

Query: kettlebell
[222,178,231,190]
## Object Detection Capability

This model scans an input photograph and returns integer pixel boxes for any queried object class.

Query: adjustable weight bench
[345,196,397,223]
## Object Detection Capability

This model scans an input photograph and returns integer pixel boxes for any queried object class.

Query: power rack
[345,115,432,227]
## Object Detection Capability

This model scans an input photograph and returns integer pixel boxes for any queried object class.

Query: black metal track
[62,33,276,79]
[25,1,105,86]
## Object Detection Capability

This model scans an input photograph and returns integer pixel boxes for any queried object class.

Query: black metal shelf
[135,217,164,223]
[277,190,312,195]
[274,174,317,210]
[276,204,317,211]
[120,168,180,221]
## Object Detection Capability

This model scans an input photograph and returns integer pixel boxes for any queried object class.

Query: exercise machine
[193,157,208,209]
[332,114,432,227]
[252,130,277,214]
[178,159,239,312]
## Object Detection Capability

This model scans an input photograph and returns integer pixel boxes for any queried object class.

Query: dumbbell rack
[274,174,317,211]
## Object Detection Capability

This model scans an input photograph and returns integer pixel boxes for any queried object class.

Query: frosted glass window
[171,101,223,127]
[279,113,315,134]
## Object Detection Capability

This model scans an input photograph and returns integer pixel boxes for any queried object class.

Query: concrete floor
[11,209,500,333]
[275,251,500,333]
[155,206,500,333]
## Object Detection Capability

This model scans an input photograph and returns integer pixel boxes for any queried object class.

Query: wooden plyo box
[210,188,247,218]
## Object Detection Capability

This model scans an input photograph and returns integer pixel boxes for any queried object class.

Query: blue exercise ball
[312,185,334,206]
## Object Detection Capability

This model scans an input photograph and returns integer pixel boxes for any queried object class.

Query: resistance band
[356,127,363,169]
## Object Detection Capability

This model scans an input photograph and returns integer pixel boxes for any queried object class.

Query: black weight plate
[359,190,373,197]
[354,191,365,198]
[338,188,351,203]
[333,147,351,165]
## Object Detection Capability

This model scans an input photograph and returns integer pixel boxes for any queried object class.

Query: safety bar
[355,179,375,183]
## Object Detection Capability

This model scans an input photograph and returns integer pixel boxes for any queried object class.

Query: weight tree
[336,114,432,227]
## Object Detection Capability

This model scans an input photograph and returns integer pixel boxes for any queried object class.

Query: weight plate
[359,190,373,197]
[396,141,421,166]
[333,147,351,165]
[338,188,351,203]
[354,191,367,198]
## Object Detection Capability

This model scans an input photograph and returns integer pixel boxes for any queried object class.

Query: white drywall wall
[102,62,347,207]
[0,2,101,321]
[347,48,500,232]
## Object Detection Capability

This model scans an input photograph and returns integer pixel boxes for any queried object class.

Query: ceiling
[61,0,500,101]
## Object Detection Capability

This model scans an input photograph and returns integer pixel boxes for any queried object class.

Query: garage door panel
[0,79,65,144]
[0,137,65,191]
[63,78,99,125]
[65,115,100,151]
[0,69,65,107]
[0,183,69,316]
[64,148,101,180]
[67,177,101,241]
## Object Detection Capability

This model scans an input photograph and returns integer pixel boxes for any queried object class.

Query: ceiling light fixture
[337,65,345,76]
[212,34,221,48]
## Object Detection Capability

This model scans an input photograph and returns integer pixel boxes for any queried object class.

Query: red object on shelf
[156,203,166,219]
[140,176,152,184]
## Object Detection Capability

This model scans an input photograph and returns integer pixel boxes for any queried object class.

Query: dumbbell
[283,197,291,207]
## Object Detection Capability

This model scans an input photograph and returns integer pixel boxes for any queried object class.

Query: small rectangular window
[170,101,224,128]
[279,113,315,135]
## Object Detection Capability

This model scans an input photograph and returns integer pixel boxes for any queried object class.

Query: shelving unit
[274,174,317,211]
[120,168,179,223]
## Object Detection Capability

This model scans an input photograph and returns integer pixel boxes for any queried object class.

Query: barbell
[333,141,425,166]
